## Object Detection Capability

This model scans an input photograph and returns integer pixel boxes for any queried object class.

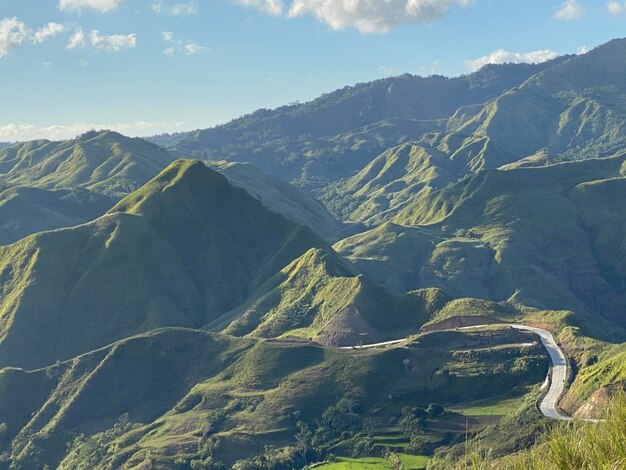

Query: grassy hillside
[456,392,626,469]
[331,156,626,338]
[152,62,556,186]
[0,326,547,469]
[0,160,324,369]
[212,247,448,343]
[324,143,458,226]
[0,130,176,197]
[415,39,626,177]
[0,186,115,245]
[207,160,347,241]
[318,40,626,225]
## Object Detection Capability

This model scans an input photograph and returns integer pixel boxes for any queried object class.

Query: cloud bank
[0,121,185,142]
[162,31,205,56]
[234,0,473,33]
[466,49,559,71]
[65,27,136,51]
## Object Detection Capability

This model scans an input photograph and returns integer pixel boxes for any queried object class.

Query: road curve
[341,323,574,421]
[509,325,572,420]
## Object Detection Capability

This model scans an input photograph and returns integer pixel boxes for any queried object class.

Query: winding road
[341,323,574,421]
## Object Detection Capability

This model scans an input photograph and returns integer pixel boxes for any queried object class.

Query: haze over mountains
[0,38,624,469]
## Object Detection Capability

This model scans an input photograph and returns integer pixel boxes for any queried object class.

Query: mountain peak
[110,159,229,216]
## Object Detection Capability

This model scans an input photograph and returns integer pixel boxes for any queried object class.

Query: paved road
[341,323,575,421]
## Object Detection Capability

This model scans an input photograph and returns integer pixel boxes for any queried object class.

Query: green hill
[0,130,176,197]
[0,186,115,245]
[0,160,324,369]
[0,326,547,469]
[213,247,448,343]
[0,131,179,245]
[331,155,626,339]
[322,40,626,226]
[207,161,348,241]
[151,61,557,186]
[436,38,626,174]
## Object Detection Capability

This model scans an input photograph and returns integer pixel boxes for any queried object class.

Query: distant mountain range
[0,37,624,470]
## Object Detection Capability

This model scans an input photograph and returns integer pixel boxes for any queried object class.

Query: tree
[295,421,312,465]
[411,407,428,422]
[427,403,444,417]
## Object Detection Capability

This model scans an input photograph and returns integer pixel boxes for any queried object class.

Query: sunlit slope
[331,155,626,335]
[154,61,556,184]
[0,186,115,245]
[0,160,324,369]
[214,247,448,343]
[0,130,175,196]
[0,327,547,469]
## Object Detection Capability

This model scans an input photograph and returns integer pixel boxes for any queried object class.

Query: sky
[1,0,625,141]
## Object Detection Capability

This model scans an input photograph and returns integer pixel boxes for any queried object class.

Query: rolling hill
[335,154,626,339]
[0,186,116,245]
[151,60,560,186]
[0,130,176,197]
[0,160,325,369]
[0,327,547,469]
[322,39,626,226]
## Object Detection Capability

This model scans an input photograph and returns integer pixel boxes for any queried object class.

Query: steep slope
[152,61,559,185]
[0,130,176,196]
[333,155,626,336]
[321,39,626,225]
[325,142,458,225]
[0,160,324,369]
[214,247,448,344]
[207,160,347,241]
[0,327,547,469]
[0,186,115,245]
[431,38,626,173]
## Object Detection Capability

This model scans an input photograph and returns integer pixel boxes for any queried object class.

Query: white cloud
[67,28,136,52]
[0,121,186,142]
[66,28,86,49]
[235,0,473,33]
[0,18,73,58]
[554,0,583,20]
[0,18,32,58]
[161,31,205,56]
[234,0,284,16]
[466,49,559,71]
[607,1,626,14]
[33,22,68,43]
[90,30,136,51]
[152,1,198,16]
[58,0,124,13]
[184,41,204,55]
[0,124,36,140]
[577,45,589,55]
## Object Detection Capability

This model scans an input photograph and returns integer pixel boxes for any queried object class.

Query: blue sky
[1,0,625,141]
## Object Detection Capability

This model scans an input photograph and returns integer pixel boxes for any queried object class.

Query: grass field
[316,454,429,469]
[449,395,523,416]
